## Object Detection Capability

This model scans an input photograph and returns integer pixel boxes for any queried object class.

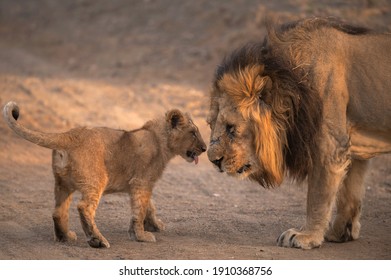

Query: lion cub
[3,101,206,248]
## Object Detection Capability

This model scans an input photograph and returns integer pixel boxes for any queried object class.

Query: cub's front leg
[144,199,165,232]
[128,186,158,242]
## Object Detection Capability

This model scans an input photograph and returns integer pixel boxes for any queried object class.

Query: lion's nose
[212,157,224,169]
[201,145,207,153]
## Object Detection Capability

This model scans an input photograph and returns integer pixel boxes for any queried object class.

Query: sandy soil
[0,0,390,260]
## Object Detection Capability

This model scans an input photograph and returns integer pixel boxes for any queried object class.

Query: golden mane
[218,65,286,186]
[213,38,323,187]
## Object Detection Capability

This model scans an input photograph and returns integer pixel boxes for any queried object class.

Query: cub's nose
[201,145,207,153]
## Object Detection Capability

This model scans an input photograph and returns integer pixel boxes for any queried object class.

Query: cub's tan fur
[3,101,206,248]
[207,17,391,249]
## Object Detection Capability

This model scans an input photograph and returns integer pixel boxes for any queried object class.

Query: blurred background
[1,0,390,130]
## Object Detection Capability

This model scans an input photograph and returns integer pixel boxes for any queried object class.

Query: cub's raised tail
[3,101,72,150]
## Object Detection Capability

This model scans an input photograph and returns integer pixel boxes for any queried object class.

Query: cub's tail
[3,101,72,150]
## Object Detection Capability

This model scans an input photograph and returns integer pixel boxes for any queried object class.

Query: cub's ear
[166,109,185,129]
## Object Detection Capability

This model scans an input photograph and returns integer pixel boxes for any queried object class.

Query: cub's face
[166,109,206,164]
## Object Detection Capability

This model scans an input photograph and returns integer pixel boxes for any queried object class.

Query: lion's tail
[3,101,72,150]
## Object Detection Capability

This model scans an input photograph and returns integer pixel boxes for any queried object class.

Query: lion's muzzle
[207,140,225,172]
[211,156,224,172]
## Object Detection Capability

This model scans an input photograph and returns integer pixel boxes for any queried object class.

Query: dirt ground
[0,0,390,260]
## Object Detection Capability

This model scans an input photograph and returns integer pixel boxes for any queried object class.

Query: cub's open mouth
[186,151,199,164]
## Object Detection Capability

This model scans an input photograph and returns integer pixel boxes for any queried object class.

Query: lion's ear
[166,109,185,129]
[257,76,273,105]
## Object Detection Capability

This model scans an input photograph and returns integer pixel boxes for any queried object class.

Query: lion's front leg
[277,168,344,249]
[278,137,350,249]
[128,187,157,242]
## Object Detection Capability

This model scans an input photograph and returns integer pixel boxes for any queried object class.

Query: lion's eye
[226,124,235,138]
[191,131,197,138]
[206,119,214,130]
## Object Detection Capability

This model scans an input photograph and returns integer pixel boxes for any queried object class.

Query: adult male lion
[207,17,391,249]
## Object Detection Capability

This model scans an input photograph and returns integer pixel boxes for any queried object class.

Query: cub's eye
[191,131,197,138]
[226,124,235,139]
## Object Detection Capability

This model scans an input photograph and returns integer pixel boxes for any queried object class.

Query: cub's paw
[144,219,165,232]
[277,228,323,249]
[88,237,110,248]
[129,230,156,242]
[66,231,77,241]
[55,230,77,242]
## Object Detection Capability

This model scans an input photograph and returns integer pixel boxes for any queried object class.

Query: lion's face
[166,109,207,164]
[207,65,286,187]
[207,97,259,177]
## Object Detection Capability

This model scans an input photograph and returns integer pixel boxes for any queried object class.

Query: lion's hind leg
[326,159,368,242]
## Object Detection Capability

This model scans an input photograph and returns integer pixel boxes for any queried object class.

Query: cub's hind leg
[77,185,110,248]
[74,164,110,248]
[52,150,77,242]
[53,176,77,242]
[326,159,368,242]
[128,186,157,242]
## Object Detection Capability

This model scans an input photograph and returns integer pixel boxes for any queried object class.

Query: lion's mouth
[211,157,252,175]
[186,151,199,164]
[237,164,251,174]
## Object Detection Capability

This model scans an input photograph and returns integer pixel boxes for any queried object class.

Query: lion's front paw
[277,228,323,249]
[325,220,360,243]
